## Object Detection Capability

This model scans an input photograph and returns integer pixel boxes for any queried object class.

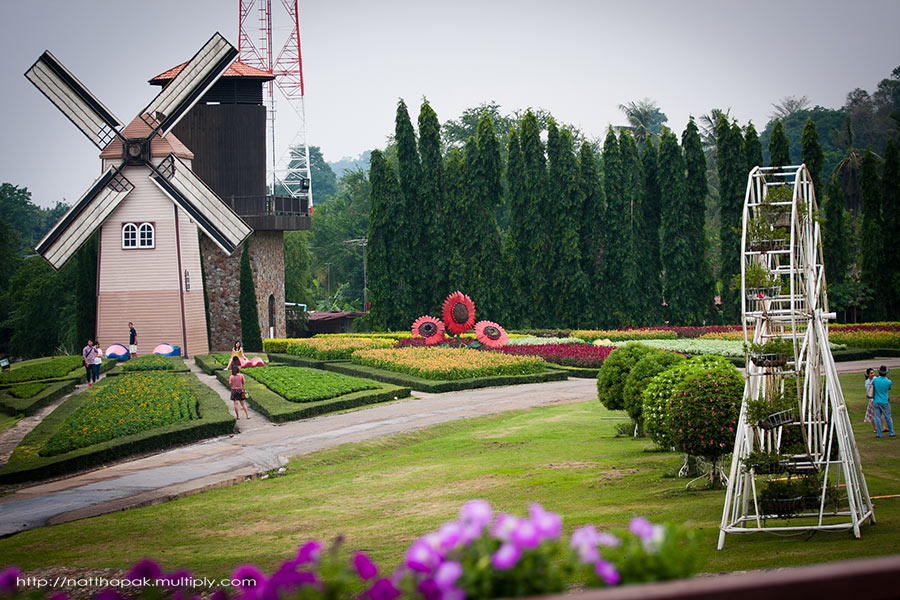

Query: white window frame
[138,222,155,249]
[122,222,155,249]
[122,223,137,248]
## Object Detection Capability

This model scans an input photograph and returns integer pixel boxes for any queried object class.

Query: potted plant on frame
[746,337,793,368]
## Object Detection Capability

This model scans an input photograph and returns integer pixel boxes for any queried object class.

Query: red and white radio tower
[238,0,313,206]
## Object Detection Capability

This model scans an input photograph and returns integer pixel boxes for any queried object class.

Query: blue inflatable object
[106,344,130,361]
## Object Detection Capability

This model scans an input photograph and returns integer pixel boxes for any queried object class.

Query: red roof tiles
[149,60,274,84]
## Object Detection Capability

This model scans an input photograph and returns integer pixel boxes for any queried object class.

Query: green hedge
[320,362,568,393]
[194,354,221,375]
[0,379,76,416]
[551,365,600,378]
[0,373,234,484]
[268,353,336,370]
[106,356,190,376]
[0,357,117,388]
[245,366,379,403]
[214,369,410,423]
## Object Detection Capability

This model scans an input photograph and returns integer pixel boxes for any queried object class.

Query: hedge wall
[106,356,190,376]
[213,369,410,423]
[0,358,117,389]
[0,379,77,416]
[0,373,234,484]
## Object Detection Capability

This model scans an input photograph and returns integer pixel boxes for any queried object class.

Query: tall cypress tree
[367,149,404,330]
[717,116,744,321]
[744,123,763,175]
[394,99,423,323]
[823,173,848,285]
[239,239,263,351]
[601,129,626,326]
[682,118,716,323]
[546,122,588,327]
[74,234,98,342]
[859,149,884,320]
[801,118,824,200]
[882,139,900,316]
[417,100,446,309]
[768,119,791,168]
[659,127,699,325]
[503,127,529,327]
[579,141,605,326]
[618,130,644,325]
[443,146,468,296]
[640,139,662,325]
[519,111,549,324]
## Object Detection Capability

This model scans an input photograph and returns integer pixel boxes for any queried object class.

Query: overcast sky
[2,0,899,208]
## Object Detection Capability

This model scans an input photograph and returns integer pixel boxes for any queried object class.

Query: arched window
[138,223,155,248]
[122,223,137,248]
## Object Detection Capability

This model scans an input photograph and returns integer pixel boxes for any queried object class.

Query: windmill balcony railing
[226,194,309,217]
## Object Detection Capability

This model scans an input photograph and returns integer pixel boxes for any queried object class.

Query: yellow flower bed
[287,337,395,360]
[351,347,546,380]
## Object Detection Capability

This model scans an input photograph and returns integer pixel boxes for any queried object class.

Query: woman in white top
[93,340,104,384]
[863,368,887,433]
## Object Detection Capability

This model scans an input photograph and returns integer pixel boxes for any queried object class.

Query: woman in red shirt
[229,364,251,420]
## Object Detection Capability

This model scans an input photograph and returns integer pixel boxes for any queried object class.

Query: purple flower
[231,565,266,590]
[353,552,378,580]
[406,540,440,573]
[362,578,401,600]
[50,593,70,600]
[0,567,20,594]
[262,569,317,600]
[436,522,465,552]
[417,578,441,600]
[162,570,193,588]
[96,590,124,600]
[433,561,462,589]
[296,541,323,565]
[490,513,519,542]
[127,558,163,583]
[510,519,540,549]
[491,543,521,570]
[596,533,621,548]
[629,517,654,540]
[529,504,562,540]
[459,500,492,529]
[441,587,465,600]
[594,559,620,586]
[570,525,601,562]
[210,589,230,600]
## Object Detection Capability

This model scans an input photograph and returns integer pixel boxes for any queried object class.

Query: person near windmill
[129,322,138,358]
[872,365,895,438]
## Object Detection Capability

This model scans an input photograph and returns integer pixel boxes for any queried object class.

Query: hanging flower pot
[411,315,446,346]
[441,291,476,335]
[474,321,508,348]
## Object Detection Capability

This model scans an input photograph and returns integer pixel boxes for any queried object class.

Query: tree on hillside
[519,111,550,325]
[601,129,627,325]
[682,119,716,323]
[768,119,791,168]
[395,99,424,323]
[418,99,446,308]
[284,230,313,307]
[640,139,662,325]
[770,95,810,121]
[822,174,849,286]
[367,149,406,330]
[579,141,605,326]
[699,108,731,153]
[859,150,886,320]
[883,139,900,316]
[618,130,645,324]
[716,115,744,322]
[444,146,469,296]
[239,239,263,352]
[801,118,825,200]
[442,102,516,148]
[744,123,763,174]
[618,99,668,146]
[502,128,529,327]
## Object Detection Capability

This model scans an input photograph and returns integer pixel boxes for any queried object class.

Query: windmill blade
[142,32,238,137]
[149,155,251,255]
[36,166,133,270]
[25,51,123,149]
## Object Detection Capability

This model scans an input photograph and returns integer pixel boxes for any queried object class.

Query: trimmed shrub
[493,343,614,368]
[120,354,176,372]
[0,356,83,385]
[622,350,686,432]
[263,339,293,353]
[245,366,379,403]
[0,379,76,416]
[288,337,394,360]
[6,383,48,399]
[596,344,653,410]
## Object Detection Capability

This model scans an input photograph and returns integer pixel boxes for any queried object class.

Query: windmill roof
[148,60,274,84]
[99,115,194,160]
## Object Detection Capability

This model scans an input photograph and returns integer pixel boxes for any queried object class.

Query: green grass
[0,374,896,580]
[0,413,21,435]
[0,356,83,386]
[245,366,379,403]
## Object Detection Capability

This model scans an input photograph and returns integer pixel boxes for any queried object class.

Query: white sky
[1,0,899,208]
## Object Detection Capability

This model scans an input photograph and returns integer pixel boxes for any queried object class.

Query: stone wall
[201,232,285,351]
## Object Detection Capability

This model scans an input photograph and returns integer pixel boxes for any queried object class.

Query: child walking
[229,364,251,420]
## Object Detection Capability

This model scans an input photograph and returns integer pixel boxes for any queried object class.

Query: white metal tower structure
[238,0,313,207]
[718,165,874,549]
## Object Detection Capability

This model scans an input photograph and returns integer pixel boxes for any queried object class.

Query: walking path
[0,357,896,538]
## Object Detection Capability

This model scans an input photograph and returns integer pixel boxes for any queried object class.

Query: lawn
[0,374,897,581]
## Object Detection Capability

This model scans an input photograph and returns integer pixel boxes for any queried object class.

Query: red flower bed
[494,343,616,368]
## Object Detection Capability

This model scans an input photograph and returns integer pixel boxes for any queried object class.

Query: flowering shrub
[351,348,545,380]
[245,367,379,403]
[120,355,176,372]
[696,330,745,341]
[493,343,615,368]
[605,338,845,357]
[0,501,696,600]
[828,329,900,349]
[622,350,686,433]
[830,322,900,330]
[40,373,200,457]
[596,344,654,410]
[573,329,678,343]
[286,337,395,360]
[503,337,586,346]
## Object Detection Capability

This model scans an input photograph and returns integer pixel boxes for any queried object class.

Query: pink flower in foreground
[491,543,521,570]
[353,552,378,580]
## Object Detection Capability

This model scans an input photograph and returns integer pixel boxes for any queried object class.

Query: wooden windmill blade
[150,155,251,256]
[141,32,238,137]
[35,167,134,270]
[25,51,124,150]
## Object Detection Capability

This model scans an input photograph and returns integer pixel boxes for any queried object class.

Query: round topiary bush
[623,349,686,433]
[596,343,653,411]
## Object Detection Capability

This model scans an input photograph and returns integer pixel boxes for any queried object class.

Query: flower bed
[494,343,615,368]
[40,372,201,457]
[828,329,900,349]
[503,336,586,346]
[573,329,678,342]
[284,337,395,360]
[0,356,84,385]
[245,366,379,403]
[351,347,545,380]
[605,338,845,358]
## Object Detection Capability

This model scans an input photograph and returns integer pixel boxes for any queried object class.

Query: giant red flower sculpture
[474,321,508,348]
[441,291,476,335]
[411,315,445,346]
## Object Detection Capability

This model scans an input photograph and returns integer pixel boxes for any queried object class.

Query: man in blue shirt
[872,365,895,438]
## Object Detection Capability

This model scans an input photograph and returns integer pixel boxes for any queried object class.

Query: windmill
[27,32,252,357]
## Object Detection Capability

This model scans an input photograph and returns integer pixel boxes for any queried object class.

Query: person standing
[864,368,889,434]
[229,364,251,420]
[128,322,138,358]
[872,365,895,438]
[82,339,96,386]
[92,340,104,384]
